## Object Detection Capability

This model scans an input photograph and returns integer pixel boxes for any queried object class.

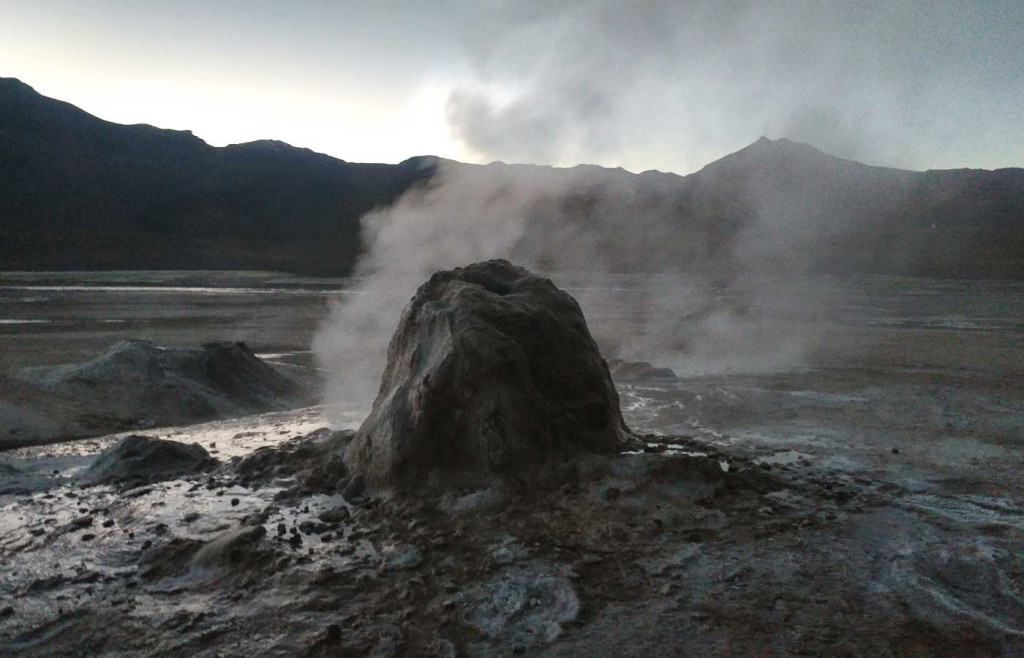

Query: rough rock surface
[81,435,217,486]
[345,260,632,492]
[3,340,312,448]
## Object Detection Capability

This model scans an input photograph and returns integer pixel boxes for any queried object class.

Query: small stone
[288,533,303,547]
[318,507,351,524]
[0,606,14,617]
[277,523,287,536]
[326,623,341,642]
[102,519,116,528]
[660,582,675,595]
[231,498,240,507]
[891,447,899,455]
[71,515,93,529]
[81,533,95,541]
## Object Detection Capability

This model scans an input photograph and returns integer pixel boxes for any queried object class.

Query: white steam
[313,158,831,422]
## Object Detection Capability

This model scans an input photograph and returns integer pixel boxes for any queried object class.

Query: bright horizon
[3,1,1023,174]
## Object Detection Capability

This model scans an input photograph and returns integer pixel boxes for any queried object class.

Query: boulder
[344,260,632,492]
[81,435,217,486]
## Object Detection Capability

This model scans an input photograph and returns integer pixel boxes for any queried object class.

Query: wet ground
[2,271,1023,655]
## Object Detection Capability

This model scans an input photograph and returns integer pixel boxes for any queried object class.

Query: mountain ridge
[2,77,1022,277]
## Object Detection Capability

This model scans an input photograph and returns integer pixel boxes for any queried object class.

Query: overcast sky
[2,1,1021,173]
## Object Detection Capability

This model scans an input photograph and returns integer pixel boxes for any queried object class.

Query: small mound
[607,359,678,382]
[81,435,217,486]
[6,340,312,447]
[345,260,633,492]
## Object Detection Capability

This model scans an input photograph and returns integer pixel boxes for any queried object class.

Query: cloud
[443,1,1023,172]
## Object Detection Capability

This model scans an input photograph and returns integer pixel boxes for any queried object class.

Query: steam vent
[344,259,632,492]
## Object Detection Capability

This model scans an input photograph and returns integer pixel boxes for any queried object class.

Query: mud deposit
[2,272,1023,655]
[2,388,1023,657]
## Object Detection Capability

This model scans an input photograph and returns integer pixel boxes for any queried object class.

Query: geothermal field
[2,266,1023,656]
[4,3,1023,655]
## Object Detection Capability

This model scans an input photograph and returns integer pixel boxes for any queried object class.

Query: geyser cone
[344,259,632,492]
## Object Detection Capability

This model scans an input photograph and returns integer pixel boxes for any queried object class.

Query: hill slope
[2,78,1022,277]
[0,78,432,274]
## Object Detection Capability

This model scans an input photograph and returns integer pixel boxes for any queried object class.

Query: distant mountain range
[2,77,1022,277]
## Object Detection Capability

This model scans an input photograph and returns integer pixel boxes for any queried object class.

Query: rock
[190,525,268,570]
[380,544,424,571]
[80,435,217,487]
[606,358,678,382]
[345,260,632,492]
[138,537,203,580]
[70,515,94,529]
[233,428,351,493]
[0,605,13,617]
[318,507,351,524]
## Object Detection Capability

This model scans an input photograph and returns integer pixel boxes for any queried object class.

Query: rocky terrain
[2,262,1023,656]
[0,340,316,450]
